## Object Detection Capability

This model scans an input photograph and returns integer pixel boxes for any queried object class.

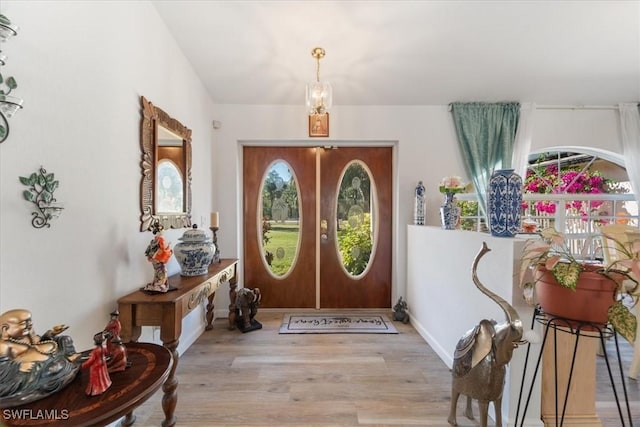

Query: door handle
[321,219,328,240]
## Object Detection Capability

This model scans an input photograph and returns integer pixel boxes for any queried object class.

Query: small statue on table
[0,308,80,407]
[82,331,112,396]
[143,218,173,293]
[103,309,129,373]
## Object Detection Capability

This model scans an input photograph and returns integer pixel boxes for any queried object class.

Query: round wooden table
[1,342,172,426]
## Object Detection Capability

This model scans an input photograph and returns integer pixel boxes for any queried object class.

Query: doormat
[279,314,398,334]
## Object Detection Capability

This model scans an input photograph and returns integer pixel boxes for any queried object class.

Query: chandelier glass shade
[305,47,332,115]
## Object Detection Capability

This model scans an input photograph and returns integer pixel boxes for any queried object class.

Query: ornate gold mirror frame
[140,96,192,231]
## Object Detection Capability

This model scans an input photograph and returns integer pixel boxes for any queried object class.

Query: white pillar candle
[210,212,219,228]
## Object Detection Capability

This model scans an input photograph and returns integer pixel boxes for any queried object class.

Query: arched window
[460,147,638,258]
[524,147,637,258]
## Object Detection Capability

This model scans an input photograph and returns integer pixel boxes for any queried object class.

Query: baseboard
[409,313,454,369]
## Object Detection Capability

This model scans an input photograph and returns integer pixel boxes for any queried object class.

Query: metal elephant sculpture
[448,242,525,427]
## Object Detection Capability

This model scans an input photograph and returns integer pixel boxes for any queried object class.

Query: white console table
[406,225,543,426]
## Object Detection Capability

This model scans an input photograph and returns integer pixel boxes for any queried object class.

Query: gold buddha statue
[0,309,80,407]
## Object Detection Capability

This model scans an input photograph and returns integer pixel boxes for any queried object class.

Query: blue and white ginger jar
[174,225,216,276]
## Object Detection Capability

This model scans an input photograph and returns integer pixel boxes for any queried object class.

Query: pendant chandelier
[305,47,332,116]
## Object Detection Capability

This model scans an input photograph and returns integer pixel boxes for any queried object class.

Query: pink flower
[523,164,624,218]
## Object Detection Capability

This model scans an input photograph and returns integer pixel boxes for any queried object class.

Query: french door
[243,146,392,309]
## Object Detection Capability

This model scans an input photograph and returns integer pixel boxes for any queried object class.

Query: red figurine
[82,332,112,396]
[107,336,128,373]
[143,219,173,293]
[103,309,122,355]
[103,309,129,373]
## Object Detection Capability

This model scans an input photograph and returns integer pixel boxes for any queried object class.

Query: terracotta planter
[534,265,618,326]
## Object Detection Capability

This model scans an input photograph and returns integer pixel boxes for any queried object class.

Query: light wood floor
[132,310,639,426]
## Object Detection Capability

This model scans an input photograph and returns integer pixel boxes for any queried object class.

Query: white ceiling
[153,1,640,107]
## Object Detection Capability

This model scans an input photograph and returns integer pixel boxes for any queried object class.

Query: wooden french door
[243,145,392,308]
[244,146,317,308]
[319,147,392,308]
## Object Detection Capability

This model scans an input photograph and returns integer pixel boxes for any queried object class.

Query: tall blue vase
[488,169,522,237]
[440,192,460,230]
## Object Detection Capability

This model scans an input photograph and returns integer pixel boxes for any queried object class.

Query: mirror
[140,96,192,231]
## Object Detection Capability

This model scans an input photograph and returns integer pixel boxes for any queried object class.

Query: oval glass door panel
[258,160,302,278]
[336,161,377,278]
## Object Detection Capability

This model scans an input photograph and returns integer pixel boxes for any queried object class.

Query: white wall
[407,226,542,426]
[0,1,216,352]
[531,108,622,153]
[0,1,626,355]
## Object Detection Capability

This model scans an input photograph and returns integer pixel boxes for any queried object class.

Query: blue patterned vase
[487,169,523,237]
[440,192,460,230]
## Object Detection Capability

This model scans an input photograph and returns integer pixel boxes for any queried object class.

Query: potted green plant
[520,227,638,342]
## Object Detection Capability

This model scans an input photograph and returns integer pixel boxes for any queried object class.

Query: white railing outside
[456,193,639,259]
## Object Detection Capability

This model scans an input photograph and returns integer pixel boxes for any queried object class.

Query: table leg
[227,273,238,330]
[161,339,179,427]
[120,412,136,426]
[205,291,216,330]
[118,303,142,343]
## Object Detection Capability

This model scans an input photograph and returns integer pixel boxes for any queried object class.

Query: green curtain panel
[450,102,520,222]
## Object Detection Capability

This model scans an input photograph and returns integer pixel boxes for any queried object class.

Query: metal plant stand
[515,306,633,427]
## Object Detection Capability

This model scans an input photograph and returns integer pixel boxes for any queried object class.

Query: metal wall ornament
[0,14,24,144]
[19,166,64,228]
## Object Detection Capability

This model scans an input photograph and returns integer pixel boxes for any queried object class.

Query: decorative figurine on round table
[0,308,80,407]
[103,309,129,373]
[82,331,112,396]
